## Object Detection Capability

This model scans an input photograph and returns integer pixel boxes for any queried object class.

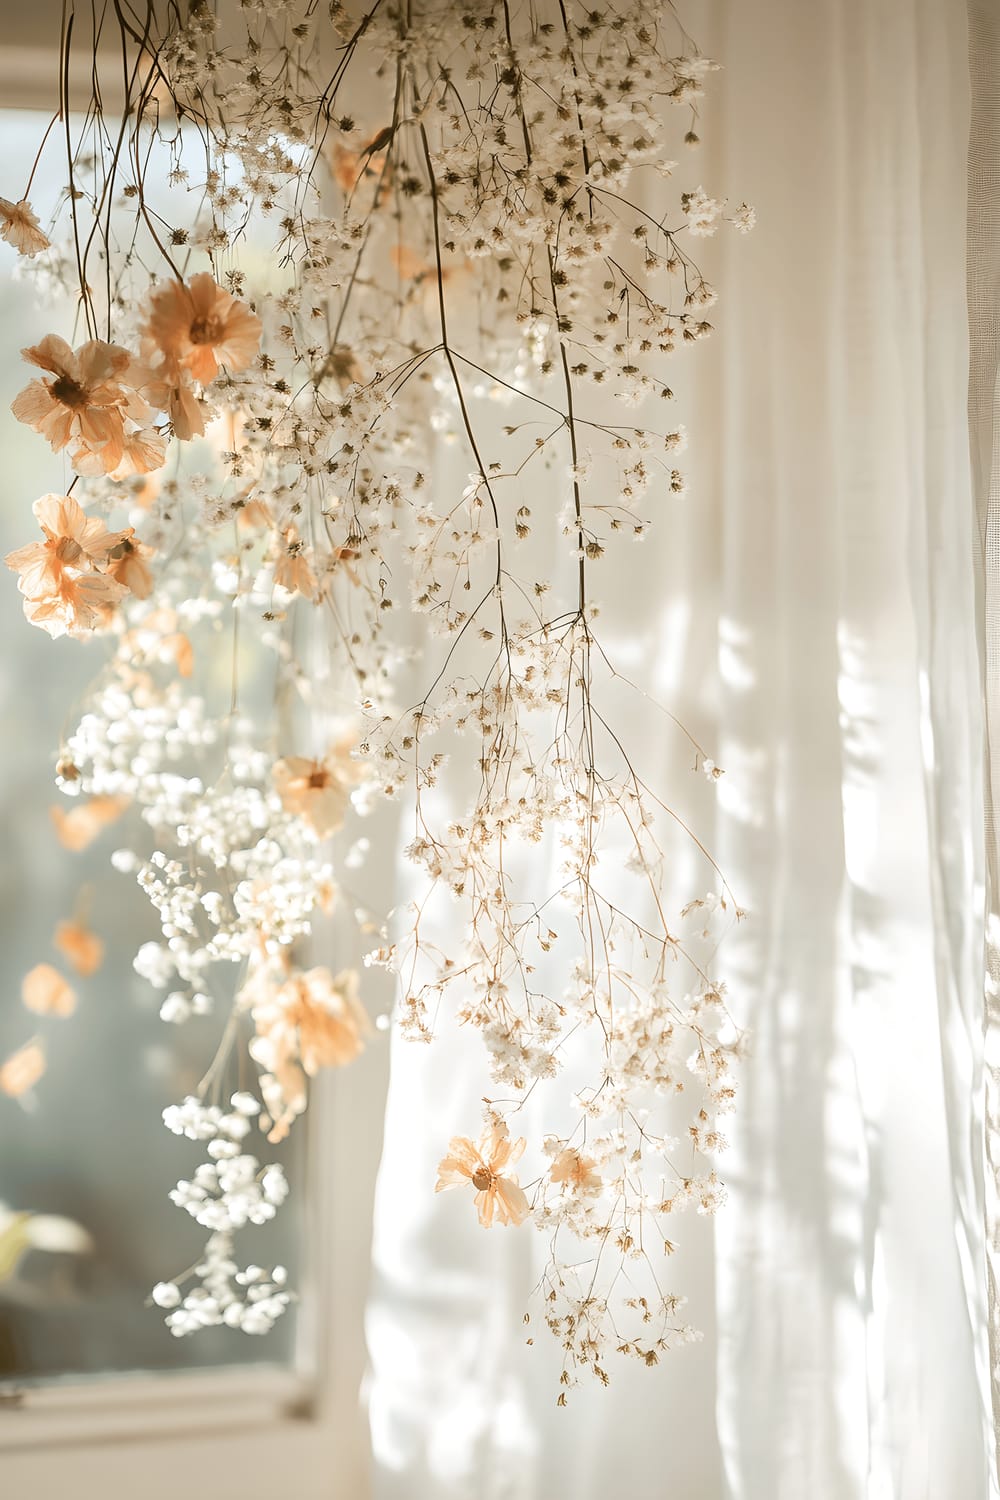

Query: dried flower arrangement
[2,0,751,1393]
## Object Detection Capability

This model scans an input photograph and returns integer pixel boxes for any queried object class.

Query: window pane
[0,111,298,1383]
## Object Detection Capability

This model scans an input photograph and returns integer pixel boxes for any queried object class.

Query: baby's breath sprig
[4,0,750,1383]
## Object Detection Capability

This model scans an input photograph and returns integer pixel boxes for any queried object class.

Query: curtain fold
[366,3,992,1495]
[968,1,1000,1489]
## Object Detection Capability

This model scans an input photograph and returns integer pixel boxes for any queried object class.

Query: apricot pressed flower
[236,496,273,530]
[273,733,362,838]
[11,335,157,475]
[145,272,262,385]
[5,494,134,638]
[272,527,319,600]
[168,631,195,677]
[111,426,167,479]
[248,965,369,1141]
[6,494,130,594]
[25,572,127,638]
[550,1146,602,1195]
[436,1122,530,1228]
[0,197,50,257]
[22,962,77,1016]
[53,920,104,978]
[50,794,130,852]
[107,535,155,599]
[0,1040,46,1099]
[137,365,207,442]
[329,131,391,196]
[277,966,368,1073]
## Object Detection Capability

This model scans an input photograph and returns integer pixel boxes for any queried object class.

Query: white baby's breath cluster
[7,0,750,1386]
[155,1094,292,1337]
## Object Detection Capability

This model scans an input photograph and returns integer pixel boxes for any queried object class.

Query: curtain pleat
[967,2,1000,1491]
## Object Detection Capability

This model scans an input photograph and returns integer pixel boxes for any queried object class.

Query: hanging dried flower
[22,962,77,1016]
[6,493,131,595]
[273,734,361,838]
[4,0,746,1371]
[248,965,369,1142]
[436,1122,530,1228]
[277,966,368,1073]
[549,1146,602,1196]
[53,920,104,978]
[11,336,158,475]
[0,197,50,257]
[144,272,262,384]
[329,131,392,197]
[50,794,130,852]
[0,1040,46,1098]
[4,494,137,638]
[106,535,155,599]
[272,527,320,600]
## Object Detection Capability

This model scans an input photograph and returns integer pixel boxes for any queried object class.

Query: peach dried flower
[22,963,77,1016]
[6,493,131,592]
[329,130,391,196]
[168,632,194,677]
[5,493,139,638]
[145,272,262,385]
[237,496,274,531]
[273,733,362,838]
[248,965,369,1141]
[50,794,130,852]
[549,1146,602,1195]
[436,1122,530,1228]
[106,535,155,599]
[111,426,167,478]
[272,527,320,600]
[11,335,158,476]
[0,1040,46,1098]
[134,362,208,442]
[277,966,369,1074]
[53,920,104,978]
[0,197,50,257]
[23,571,127,638]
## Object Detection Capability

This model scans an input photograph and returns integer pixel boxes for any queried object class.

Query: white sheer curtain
[968,0,1000,1482]
[365,2,994,1496]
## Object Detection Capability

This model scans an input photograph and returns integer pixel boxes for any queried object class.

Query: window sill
[0,1363,313,1452]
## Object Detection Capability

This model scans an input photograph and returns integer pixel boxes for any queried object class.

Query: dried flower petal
[0,197,50,256]
[53,920,104,978]
[50,795,130,852]
[0,1040,46,1098]
[22,962,77,1016]
[436,1122,530,1228]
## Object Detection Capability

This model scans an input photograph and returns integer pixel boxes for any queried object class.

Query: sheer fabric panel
[968,0,1000,1488]
[365,3,991,1496]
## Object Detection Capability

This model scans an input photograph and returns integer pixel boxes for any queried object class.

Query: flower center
[307,768,330,790]
[471,1167,493,1191]
[189,314,224,346]
[54,537,84,564]
[51,374,89,409]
